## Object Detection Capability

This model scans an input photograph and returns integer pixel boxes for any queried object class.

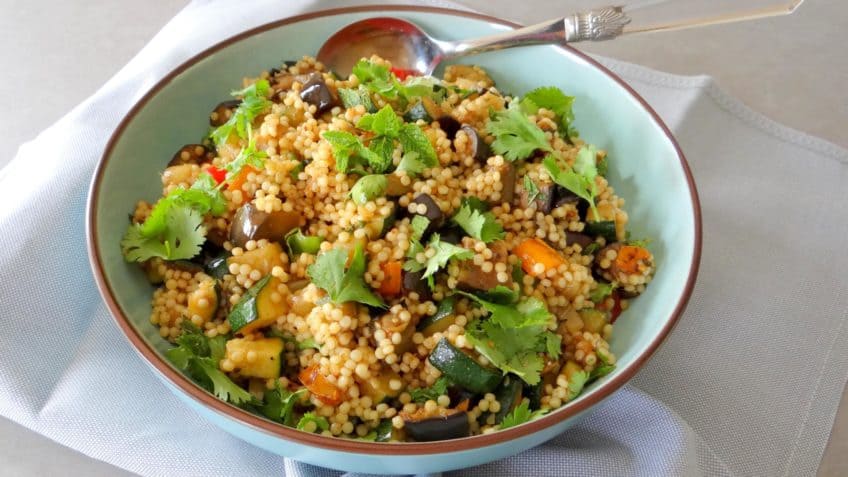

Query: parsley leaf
[165,324,254,406]
[261,385,306,426]
[409,376,451,403]
[460,293,559,385]
[520,86,577,138]
[486,104,552,161]
[308,244,385,307]
[499,400,547,430]
[543,146,600,221]
[210,79,272,146]
[297,412,330,432]
[451,201,505,243]
[338,85,376,112]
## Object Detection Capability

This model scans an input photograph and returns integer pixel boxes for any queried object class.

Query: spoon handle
[436,6,629,59]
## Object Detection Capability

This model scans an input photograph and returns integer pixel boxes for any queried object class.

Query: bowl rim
[86,4,702,456]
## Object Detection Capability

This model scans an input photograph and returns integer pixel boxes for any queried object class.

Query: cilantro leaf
[225,125,268,181]
[460,293,558,385]
[589,281,617,303]
[486,104,552,161]
[187,172,227,216]
[308,244,385,307]
[451,202,505,243]
[296,412,330,432]
[520,86,577,138]
[165,325,254,406]
[421,234,473,279]
[409,376,451,403]
[210,79,272,146]
[261,385,306,426]
[398,123,437,167]
[338,85,376,112]
[499,399,547,430]
[543,146,600,221]
[121,204,205,262]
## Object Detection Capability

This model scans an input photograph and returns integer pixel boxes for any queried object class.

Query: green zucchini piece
[403,101,433,123]
[375,418,394,442]
[205,254,230,280]
[417,296,455,332]
[428,338,501,394]
[525,382,543,410]
[584,220,617,242]
[492,374,524,424]
[377,202,398,238]
[227,275,272,333]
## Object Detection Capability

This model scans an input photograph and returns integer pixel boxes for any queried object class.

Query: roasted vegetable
[492,374,524,424]
[402,269,432,302]
[457,240,512,291]
[378,260,403,297]
[584,220,617,242]
[436,116,461,140]
[227,276,287,334]
[514,238,566,277]
[227,241,286,276]
[209,99,241,127]
[409,194,444,236]
[417,296,456,335]
[229,203,301,247]
[299,364,343,405]
[224,337,284,379]
[460,125,490,163]
[169,144,213,167]
[428,338,502,394]
[401,407,469,441]
[297,72,337,114]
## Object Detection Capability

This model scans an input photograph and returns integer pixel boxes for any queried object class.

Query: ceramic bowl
[87,6,701,474]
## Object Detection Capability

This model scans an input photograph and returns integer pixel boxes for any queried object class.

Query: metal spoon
[317,1,804,77]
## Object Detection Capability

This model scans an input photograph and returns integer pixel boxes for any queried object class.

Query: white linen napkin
[2,1,847,476]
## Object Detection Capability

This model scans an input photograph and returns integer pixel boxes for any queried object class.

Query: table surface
[1,1,846,475]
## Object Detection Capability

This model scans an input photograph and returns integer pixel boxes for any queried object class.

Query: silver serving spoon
[317,1,803,77]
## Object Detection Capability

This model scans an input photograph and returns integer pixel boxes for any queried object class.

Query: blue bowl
[87,5,701,474]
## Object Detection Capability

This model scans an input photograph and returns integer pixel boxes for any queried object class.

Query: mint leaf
[398,123,437,167]
[358,105,403,137]
[338,85,376,112]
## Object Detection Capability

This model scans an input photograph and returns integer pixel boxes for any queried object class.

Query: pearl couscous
[120,56,655,442]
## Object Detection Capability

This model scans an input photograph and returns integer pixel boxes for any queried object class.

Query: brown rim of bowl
[86,4,702,456]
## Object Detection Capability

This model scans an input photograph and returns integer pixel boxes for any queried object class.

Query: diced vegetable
[436,116,461,140]
[401,408,469,441]
[514,238,566,276]
[378,260,403,297]
[204,253,229,280]
[428,338,502,394]
[492,374,523,424]
[299,364,343,405]
[209,99,241,127]
[358,368,402,403]
[297,72,338,114]
[616,245,652,274]
[229,203,301,247]
[584,220,617,242]
[409,194,444,237]
[459,125,490,163]
[578,308,608,334]
[417,296,456,335]
[225,337,284,379]
[187,278,218,323]
[401,269,432,302]
[403,101,433,123]
[227,241,285,277]
[227,276,287,335]
[285,228,323,257]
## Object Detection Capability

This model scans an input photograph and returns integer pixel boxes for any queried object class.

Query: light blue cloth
[2,1,847,476]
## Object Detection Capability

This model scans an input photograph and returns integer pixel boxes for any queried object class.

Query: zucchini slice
[492,374,524,424]
[417,297,456,335]
[584,220,617,242]
[428,338,501,394]
[224,337,284,379]
[227,275,287,334]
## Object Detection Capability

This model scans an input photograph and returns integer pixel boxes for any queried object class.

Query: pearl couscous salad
[120,56,655,442]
